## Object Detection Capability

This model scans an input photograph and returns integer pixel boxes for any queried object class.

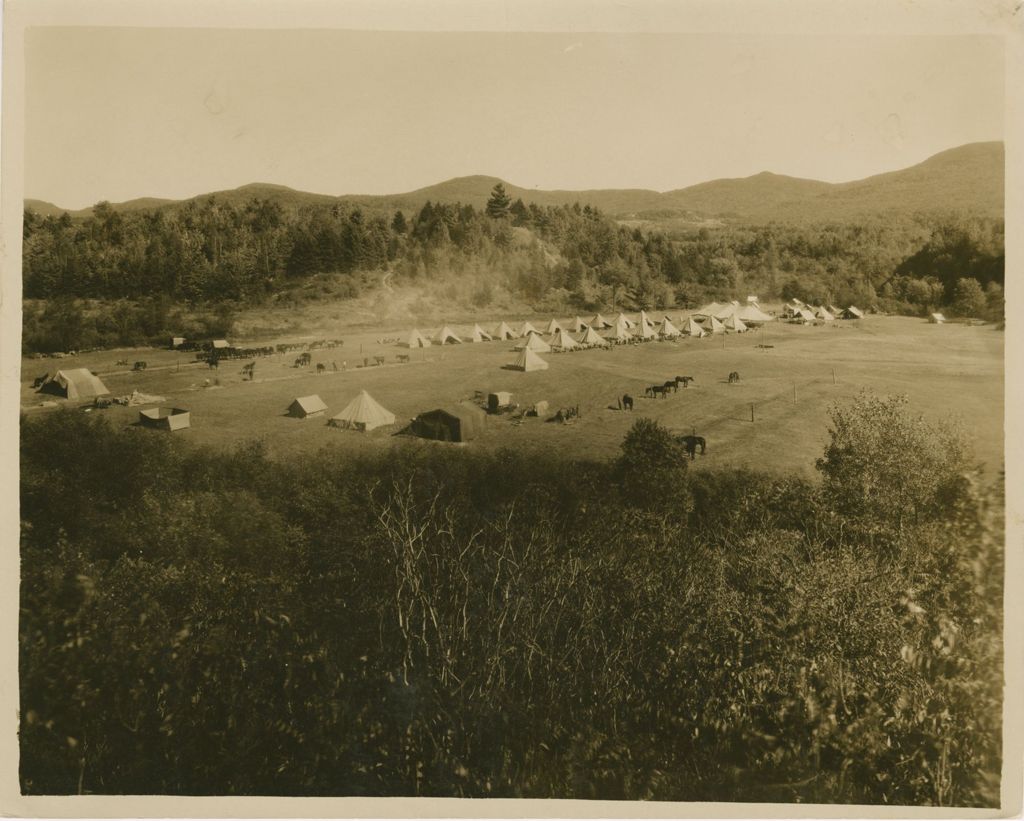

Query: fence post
[750,403,755,423]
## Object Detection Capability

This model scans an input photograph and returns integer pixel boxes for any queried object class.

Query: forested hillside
[22,184,1004,351]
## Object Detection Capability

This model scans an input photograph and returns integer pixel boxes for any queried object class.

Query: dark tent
[412,404,486,443]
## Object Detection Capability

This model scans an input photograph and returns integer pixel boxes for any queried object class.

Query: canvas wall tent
[842,306,864,319]
[403,329,432,347]
[470,324,493,342]
[828,304,842,317]
[506,348,549,372]
[139,407,191,431]
[487,392,514,412]
[545,318,564,334]
[577,326,610,347]
[550,329,580,351]
[589,313,612,329]
[288,395,328,418]
[680,317,707,337]
[212,339,231,349]
[569,316,589,332]
[515,333,551,353]
[519,321,540,337]
[39,368,110,400]
[714,304,740,320]
[413,404,487,442]
[815,307,835,321]
[329,390,396,431]
[722,314,748,332]
[797,308,817,323]
[929,313,946,324]
[170,336,186,348]
[659,318,681,337]
[434,326,462,345]
[493,322,516,340]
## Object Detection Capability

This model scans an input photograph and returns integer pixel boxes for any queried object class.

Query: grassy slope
[21,315,1004,479]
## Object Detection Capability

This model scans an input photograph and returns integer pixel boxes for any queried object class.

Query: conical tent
[680,316,707,337]
[794,308,816,323]
[493,322,516,340]
[605,323,633,342]
[329,390,396,431]
[434,325,463,344]
[545,318,564,334]
[403,328,431,348]
[519,321,540,337]
[578,326,609,346]
[638,310,657,333]
[737,304,773,324]
[695,302,724,317]
[590,313,612,329]
[39,368,110,400]
[515,333,551,352]
[550,329,580,350]
[634,321,657,340]
[615,312,637,329]
[471,324,493,342]
[815,307,835,321]
[569,316,589,332]
[722,314,748,332]
[659,317,681,337]
[507,348,549,371]
[702,315,726,334]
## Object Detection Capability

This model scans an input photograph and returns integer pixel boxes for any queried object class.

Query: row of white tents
[780,299,864,322]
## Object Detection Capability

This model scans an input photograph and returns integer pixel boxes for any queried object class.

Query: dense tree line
[23,193,1003,327]
[20,395,1002,802]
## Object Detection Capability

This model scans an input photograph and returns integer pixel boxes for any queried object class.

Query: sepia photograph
[1,0,1020,815]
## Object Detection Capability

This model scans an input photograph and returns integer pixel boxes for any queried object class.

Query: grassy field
[20,315,1004,478]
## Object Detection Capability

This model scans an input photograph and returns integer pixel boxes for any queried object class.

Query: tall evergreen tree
[485,183,511,219]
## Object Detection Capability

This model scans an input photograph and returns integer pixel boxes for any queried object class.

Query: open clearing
[21,316,1004,478]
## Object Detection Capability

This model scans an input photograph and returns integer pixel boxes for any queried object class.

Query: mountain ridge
[26,141,1003,224]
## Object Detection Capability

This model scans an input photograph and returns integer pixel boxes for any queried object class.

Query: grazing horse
[677,434,706,460]
[316,363,326,374]
[728,371,740,384]
[675,376,694,388]
[133,361,147,371]
[662,380,678,394]
[295,352,312,368]
[622,393,634,410]
[645,385,668,399]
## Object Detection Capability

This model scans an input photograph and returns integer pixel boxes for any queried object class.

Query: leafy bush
[19,402,1002,803]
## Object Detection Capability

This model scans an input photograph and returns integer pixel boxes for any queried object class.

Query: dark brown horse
[678,435,706,460]
[728,371,740,384]
[622,393,634,410]
[675,375,694,388]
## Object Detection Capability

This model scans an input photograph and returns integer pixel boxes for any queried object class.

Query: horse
[133,361,147,371]
[662,380,678,394]
[295,352,312,368]
[728,371,740,384]
[316,363,326,374]
[645,385,668,399]
[622,394,634,410]
[678,434,706,460]
[675,376,694,388]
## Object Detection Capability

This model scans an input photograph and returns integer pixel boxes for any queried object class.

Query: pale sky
[25,28,1004,210]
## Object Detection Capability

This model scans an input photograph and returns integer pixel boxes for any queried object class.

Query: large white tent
[329,390,396,431]
[470,324,493,342]
[39,368,110,400]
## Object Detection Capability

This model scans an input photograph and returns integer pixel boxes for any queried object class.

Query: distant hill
[26,142,1003,224]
